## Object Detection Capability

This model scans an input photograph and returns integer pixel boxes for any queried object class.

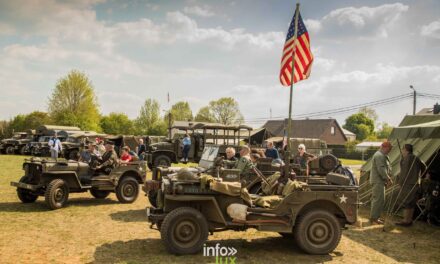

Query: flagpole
[284,3,300,172]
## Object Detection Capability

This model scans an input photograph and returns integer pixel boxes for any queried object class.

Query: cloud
[421,19,440,39]
[309,3,409,38]
[183,5,215,17]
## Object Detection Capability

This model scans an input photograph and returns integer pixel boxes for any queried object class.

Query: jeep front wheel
[17,176,38,203]
[45,179,69,210]
[90,189,110,199]
[294,209,342,255]
[5,146,14,154]
[115,176,139,203]
[160,207,208,255]
[154,155,171,167]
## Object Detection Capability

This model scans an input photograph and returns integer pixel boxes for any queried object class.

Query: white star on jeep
[339,194,347,204]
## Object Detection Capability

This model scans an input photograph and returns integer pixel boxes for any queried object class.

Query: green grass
[0,155,439,263]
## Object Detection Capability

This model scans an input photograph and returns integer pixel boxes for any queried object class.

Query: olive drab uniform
[224,156,253,177]
[369,150,391,220]
[99,150,118,174]
[397,153,426,209]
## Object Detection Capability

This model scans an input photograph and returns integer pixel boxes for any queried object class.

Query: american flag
[280,10,313,86]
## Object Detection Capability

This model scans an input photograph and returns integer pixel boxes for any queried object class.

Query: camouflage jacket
[100,150,118,168]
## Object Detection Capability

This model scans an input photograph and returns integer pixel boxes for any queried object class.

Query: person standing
[136,138,146,160]
[181,134,191,163]
[369,141,393,225]
[48,133,62,159]
[395,144,426,226]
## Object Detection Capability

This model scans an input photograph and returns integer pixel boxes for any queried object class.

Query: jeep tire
[294,209,341,254]
[154,155,171,167]
[161,207,208,255]
[45,179,69,210]
[17,176,38,203]
[115,176,139,203]
[90,189,110,199]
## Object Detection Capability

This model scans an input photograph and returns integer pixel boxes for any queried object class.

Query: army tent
[359,115,440,203]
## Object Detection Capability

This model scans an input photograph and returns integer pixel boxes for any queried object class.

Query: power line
[243,93,412,123]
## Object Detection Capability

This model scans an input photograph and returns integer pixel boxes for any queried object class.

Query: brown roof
[262,118,347,145]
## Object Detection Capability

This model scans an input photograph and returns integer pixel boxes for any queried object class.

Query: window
[331,126,335,135]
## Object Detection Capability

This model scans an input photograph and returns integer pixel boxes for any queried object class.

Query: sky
[0,0,439,129]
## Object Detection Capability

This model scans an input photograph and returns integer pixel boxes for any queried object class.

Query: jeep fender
[164,195,227,225]
[41,172,82,190]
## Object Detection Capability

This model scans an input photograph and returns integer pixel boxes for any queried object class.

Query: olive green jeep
[146,166,358,255]
[10,157,146,210]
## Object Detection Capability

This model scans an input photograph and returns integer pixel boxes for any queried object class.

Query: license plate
[146,207,150,217]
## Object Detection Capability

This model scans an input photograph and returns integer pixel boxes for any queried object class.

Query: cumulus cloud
[309,3,409,38]
[183,5,215,17]
[421,19,440,39]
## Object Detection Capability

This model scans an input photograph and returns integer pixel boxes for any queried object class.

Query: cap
[105,141,115,146]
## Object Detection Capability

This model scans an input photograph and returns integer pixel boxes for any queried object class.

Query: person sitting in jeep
[79,142,98,164]
[224,145,253,176]
[95,141,119,174]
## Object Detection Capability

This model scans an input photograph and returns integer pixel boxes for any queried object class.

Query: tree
[165,101,193,123]
[135,99,167,136]
[23,111,52,129]
[195,106,216,123]
[196,97,244,125]
[343,113,375,141]
[377,122,393,139]
[359,107,378,123]
[100,113,135,135]
[48,70,101,131]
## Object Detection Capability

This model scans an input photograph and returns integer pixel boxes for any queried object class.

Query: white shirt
[49,138,63,152]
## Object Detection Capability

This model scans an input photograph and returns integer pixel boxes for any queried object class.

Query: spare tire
[319,154,338,171]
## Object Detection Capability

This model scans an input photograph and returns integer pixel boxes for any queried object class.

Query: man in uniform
[224,145,253,176]
[395,144,426,226]
[95,141,118,174]
[370,141,393,225]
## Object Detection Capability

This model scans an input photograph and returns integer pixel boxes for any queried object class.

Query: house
[416,103,440,115]
[262,118,347,146]
[342,128,356,142]
[355,141,382,152]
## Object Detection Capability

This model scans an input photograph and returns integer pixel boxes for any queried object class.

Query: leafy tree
[195,106,216,123]
[359,107,378,123]
[377,122,393,139]
[48,70,101,131]
[100,113,135,135]
[23,111,52,129]
[135,99,167,136]
[195,97,244,125]
[165,101,193,123]
[343,113,375,141]
[5,115,27,135]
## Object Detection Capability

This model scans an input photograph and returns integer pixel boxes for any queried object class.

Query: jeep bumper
[10,181,41,191]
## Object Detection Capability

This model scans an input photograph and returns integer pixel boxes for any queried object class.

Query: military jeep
[146,164,359,255]
[10,157,146,210]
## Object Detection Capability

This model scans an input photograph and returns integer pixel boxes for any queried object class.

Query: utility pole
[410,85,416,115]
[270,108,272,119]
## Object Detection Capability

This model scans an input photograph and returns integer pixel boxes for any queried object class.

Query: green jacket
[370,150,391,184]
[224,156,253,176]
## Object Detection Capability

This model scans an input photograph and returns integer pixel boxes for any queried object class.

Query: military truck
[10,157,146,210]
[145,154,359,255]
[146,122,252,169]
[0,132,29,154]
[29,125,82,157]
[62,131,106,160]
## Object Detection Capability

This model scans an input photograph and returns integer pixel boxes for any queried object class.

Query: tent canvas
[359,115,440,203]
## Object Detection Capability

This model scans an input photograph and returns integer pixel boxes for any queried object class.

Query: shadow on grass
[110,209,147,223]
[0,198,119,212]
[344,222,440,263]
[91,236,336,264]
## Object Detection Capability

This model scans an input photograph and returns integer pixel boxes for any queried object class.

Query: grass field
[339,159,366,166]
[0,155,439,263]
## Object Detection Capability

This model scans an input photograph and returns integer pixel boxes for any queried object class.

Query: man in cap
[369,141,393,225]
[96,141,118,174]
[395,144,426,226]
[79,141,98,164]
